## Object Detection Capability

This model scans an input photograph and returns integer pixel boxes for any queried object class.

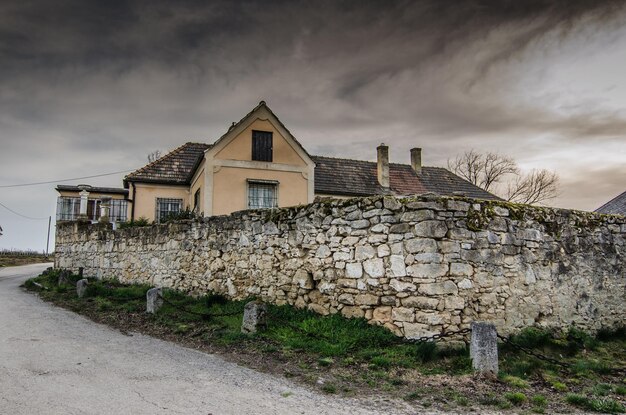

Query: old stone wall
[55,195,626,338]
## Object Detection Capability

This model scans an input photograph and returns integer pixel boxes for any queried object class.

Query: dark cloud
[1,0,626,249]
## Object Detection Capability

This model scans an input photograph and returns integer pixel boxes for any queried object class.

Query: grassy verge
[24,269,626,413]
[0,254,52,267]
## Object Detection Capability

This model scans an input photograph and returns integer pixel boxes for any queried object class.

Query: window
[252,130,273,162]
[247,180,278,209]
[193,189,201,212]
[156,198,182,223]
[56,197,128,222]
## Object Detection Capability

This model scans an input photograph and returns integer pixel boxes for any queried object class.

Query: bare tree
[448,150,518,192]
[147,150,162,163]
[506,169,559,205]
[0,225,3,236]
[448,150,559,205]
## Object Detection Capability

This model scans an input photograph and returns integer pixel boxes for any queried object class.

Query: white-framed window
[247,180,278,209]
[156,198,183,223]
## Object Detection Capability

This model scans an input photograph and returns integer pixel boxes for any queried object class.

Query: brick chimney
[377,143,390,188]
[410,147,422,175]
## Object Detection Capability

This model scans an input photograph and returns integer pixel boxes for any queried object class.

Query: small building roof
[124,142,211,187]
[55,185,129,195]
[595,190,626,215]
[312,156,500,200]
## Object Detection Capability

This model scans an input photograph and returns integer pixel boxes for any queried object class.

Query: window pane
[248,183,277,209]
[156,198,182,222]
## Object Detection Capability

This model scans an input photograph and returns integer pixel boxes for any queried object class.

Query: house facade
[56,101,499,223]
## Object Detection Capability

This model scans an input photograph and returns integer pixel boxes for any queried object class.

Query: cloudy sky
[1,0,625,251]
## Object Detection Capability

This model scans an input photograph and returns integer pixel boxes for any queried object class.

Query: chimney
[410,147,422,175]
[377,143,390,188]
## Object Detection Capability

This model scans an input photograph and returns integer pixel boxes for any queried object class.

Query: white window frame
[246,179,279,210]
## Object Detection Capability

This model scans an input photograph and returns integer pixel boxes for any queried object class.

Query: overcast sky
[1,0,625,251]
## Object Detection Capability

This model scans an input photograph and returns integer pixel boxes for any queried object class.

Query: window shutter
[252,131,273,162]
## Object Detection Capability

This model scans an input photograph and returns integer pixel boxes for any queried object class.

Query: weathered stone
[383,197,402,211]
[370,223,387,233]
[401,296,439,309]
[401,210,434,222]
[345,262,363,278]
[404,238,437,254]
[470,322,498,374]
[355,293,379,306]
[377,244,391,257]
[241,300,268,334]
[293,269,314,289]
[447,200,470,211]
[76,279,88,298]
[412,252,444,263]
[351,219,370,229]
[315,245,331,258]
[341,305,365,318]
[392,307,414,322]
[389,255,406,277]
[415,311,445,325]
[458,278,473,289]
[372,306,392,323]
[409,263,448,279]
[338,293,355,305]
[389,279,417,292]
[355,245,376,260]
[146,287,163,314]
[389,223,411,233]
[450,262,474,277]
[445,296,465,310]
[414,221,447,238]
[403,323,439,339]
[418,281,458,295]
[363,258,385,278]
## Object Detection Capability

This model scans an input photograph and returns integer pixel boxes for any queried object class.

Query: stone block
[458,278,473,289]
[315,245,332,258]
[389,279,417,292]
[445,296,465,310]
[403,323,439,340]
[341,305,365,318]
[363,258,385,278]
[414,220,447,238]
[355,245,376,260]
[450,262,474,277]
[470,322,498,375]
[355,293,379,306]
[404,238,437,254]
[389,255,406,277]
[241,300,268,334]
[401,210,434,222]
[377,244,391,257]
[447,200,470,211]
[392,307,414,322]
[409,263,448,279]
[372,306,392,323]
[418,280,458,295]
[383,197,402,211]
[345,262,363,278]
[293,269,314,289]
[401,296,439,309]
[351,219,370,229]
[146,287,163,314]
[76,279,88,298]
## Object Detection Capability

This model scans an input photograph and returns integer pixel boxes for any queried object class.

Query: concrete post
[470,321,498,375]
[241,300,268,334]
[146,288,163,314]
[99,197,112,223]
[410,147,422,175]
[76,279,88,298]
[77,185,91,219]
[57,269,71,286]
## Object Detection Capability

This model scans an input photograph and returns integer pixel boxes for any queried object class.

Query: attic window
[252,130,273,162]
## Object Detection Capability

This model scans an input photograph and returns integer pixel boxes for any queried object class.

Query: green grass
[566,393,625,413]
[504,392,527,406]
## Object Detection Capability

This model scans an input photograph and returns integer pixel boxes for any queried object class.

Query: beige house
[56,101,498,223]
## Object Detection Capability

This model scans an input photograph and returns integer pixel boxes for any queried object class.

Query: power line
[0,201,49,220]
[0,169,134,188]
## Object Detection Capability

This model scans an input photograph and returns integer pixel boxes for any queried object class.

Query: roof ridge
[311,154,438,169]
[126,142,197,178]
[595,190,626,212]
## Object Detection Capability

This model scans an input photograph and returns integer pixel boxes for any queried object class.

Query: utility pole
[45,216,51,257]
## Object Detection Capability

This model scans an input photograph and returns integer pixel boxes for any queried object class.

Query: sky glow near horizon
[0,0,625,251]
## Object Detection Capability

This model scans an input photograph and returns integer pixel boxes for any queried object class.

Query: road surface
[0,264,420,415]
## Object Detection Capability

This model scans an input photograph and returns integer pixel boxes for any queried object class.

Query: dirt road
[0,264,422,415]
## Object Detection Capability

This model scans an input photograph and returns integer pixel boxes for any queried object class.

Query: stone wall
[55,195,626,338]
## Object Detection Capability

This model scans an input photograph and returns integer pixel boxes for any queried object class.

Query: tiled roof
[595,191,626,215]
[311,156,500,200]
[56,185,128,195]
[124,142,211,186]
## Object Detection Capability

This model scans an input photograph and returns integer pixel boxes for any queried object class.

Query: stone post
[376,143,390,188]
[146,288,163,314]
[99,197,112,223]
[77,184,91,220]
[470,322,498,375]
[76,279,88,298]
[241,300,268,334]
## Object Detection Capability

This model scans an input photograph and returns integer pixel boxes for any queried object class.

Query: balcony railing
[56,197,128,223]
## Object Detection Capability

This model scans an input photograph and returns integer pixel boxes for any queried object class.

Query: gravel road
[0,264,427,415]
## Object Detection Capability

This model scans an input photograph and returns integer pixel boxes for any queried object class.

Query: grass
[0,254,51,267]
[23,269,626,414]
